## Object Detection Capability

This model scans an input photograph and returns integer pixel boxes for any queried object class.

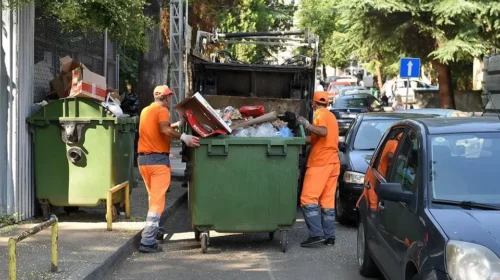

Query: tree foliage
[3,0,154,51]
[218,0,297,62]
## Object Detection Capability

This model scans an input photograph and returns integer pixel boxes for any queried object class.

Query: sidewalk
[0,157,187,280]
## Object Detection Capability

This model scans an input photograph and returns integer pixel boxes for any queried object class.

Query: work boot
[325,238,336,246]
[156,233,165,244]
[300,236,325,247]
[138,243,163,253]
[156,227,166,244]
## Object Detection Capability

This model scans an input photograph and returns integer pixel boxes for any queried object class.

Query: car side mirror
[339,141,346,153]
[378,182,413,204]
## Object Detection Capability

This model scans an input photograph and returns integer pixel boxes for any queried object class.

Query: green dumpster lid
[27,98,138,124]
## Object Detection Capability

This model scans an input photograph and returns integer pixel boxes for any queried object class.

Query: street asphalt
[107,203,384,280]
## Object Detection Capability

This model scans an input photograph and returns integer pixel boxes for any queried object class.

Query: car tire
[335,187,350,225]
[357,220,380,277]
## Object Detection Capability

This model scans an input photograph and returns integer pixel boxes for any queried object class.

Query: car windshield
[333,98,368,108]
[429,133,500,206]
[353,120,398,150]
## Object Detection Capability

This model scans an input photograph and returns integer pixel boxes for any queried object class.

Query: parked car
[327,81,357,100]
[382,78,438,104]
[398,108,469,117]
[356,117,500,280]
[329,94,382,135]
[336,112,438,224]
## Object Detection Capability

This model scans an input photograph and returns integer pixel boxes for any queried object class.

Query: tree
[331,0,500,108]
[218,0,297,63]
[7,0,155,51]
[137,0,168,111]
[298,0,349,74]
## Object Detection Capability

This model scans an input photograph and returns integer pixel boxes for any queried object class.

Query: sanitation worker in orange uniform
[137,85,200,253]
[297,91,340,247]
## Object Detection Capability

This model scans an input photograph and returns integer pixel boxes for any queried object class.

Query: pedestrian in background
[136,85,200,253]
[392,94,405,111]
[297,91,340,247]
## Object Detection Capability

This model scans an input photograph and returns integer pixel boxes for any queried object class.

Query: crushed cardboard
[175,93,232,138]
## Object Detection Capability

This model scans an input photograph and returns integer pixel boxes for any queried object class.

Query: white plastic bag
[102,93,124,117]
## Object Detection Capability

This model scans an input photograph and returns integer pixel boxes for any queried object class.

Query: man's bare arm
[160,122,182,139]
[308,125,328,137]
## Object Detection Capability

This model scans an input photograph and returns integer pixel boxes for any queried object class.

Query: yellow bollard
[51,217,58,272]
[125,182,131,219]
[8,238,16,280]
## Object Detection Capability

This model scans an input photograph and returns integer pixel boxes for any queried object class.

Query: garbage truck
[179,29,319,253]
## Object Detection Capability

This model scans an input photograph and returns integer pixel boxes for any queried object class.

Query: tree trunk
[137,0,169,113]
[374,53,383,89]
[433,61,456,109]
[473,56,484,90]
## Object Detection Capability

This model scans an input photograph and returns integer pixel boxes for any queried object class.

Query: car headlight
[446,240,500,280]
[343,171,365,184]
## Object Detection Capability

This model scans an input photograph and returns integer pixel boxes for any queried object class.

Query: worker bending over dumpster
[297,91,340,247]
[137,85,200,253]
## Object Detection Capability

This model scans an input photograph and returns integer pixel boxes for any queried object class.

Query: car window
[388,131,418,192]
[353,120,399,150]
[367,96,381,108]
[429,133,500,206]
[333,98,369,108]
[372,127,406,178]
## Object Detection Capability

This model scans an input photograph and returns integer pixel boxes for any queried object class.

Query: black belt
[138,152,169,156]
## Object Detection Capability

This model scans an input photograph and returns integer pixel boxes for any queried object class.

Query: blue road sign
[399,58,421,79]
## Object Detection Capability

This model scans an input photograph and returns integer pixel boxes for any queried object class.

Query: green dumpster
[27,98,137,219]
[187,126,305,253]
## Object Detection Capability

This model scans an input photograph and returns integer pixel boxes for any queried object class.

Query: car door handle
[378,202,385,211]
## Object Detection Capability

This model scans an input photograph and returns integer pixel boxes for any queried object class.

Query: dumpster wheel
[194,228,201,242]
[279,231,288,253]
[269,232,275,240]
[200,232,209,254]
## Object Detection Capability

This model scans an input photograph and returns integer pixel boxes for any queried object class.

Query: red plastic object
[239,105,264,118]
[185,109,228,138]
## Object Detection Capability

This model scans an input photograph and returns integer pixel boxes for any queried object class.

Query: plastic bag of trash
[102,93,123,117]
[232,122,279,137]
[278,127,294,137]
[255,122,279,137]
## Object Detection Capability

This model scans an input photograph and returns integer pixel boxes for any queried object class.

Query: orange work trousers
[300,163,340,209]
[138,165,171,215]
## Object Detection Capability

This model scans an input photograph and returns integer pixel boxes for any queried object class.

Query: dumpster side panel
[29,99,135,208]
[189,138,301,233]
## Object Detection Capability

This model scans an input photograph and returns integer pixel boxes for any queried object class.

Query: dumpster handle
[267,144,288,157]
[298,125,305,138]
[208,142,228,156]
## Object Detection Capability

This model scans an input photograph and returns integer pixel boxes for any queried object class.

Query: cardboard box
[175,92,232,138]
[69,67,107,101]
[48,56,108,102]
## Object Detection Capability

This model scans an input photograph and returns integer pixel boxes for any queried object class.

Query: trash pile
[175,92,299,138]
[33,56,126,117]
[216,106,295,138]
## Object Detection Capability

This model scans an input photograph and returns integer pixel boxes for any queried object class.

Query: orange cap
[313,91,329,105]
[153,85,174,98]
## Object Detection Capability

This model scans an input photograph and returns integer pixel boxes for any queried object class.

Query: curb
[79,191,188,280]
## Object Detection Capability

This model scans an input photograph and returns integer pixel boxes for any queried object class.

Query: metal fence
[33,7,118,103]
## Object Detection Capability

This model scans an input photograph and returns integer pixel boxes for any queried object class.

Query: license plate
[341,113,357,118]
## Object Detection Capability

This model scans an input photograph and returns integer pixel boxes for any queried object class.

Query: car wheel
[357,220,380,277]
[335,186,350,225]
